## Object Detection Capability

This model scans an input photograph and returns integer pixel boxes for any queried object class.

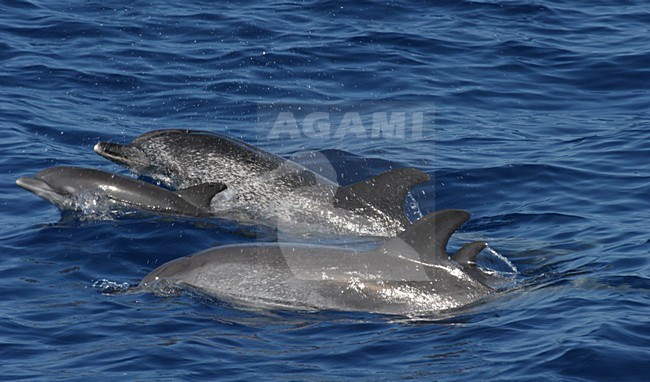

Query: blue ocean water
[1,0,649,380]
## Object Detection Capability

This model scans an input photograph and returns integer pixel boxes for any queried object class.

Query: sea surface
[1,1,649,380]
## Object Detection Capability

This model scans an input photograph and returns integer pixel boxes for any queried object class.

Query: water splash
[404,191,424,221]
[480,247,517,275]
[92,279,131,294]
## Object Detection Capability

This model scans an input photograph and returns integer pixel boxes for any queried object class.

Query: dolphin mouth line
[16,176,52,194]
[94,142,151,170]
[94,142,126,163]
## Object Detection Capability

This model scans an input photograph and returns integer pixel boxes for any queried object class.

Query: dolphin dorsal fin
[388,209,470,263]
[333,168,430,225]
[453,241,492,287]
[452,241,487,265]
[174,182,227,209]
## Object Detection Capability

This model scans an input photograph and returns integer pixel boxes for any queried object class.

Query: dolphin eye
[62,185,78,194]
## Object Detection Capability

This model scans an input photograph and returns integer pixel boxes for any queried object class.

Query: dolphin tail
[391,209,470,263]
[333,168,430,226]
[174,183,228,210]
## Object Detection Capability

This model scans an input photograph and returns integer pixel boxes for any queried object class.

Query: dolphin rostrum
[94,129,429,236]
[140,210,493,315]
[16,166,226,218]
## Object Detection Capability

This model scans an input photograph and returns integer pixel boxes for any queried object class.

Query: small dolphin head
[16,167,87,208]
[94,142,152,174]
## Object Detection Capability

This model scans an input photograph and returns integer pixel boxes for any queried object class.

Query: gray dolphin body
[94,129,429,237]
[16,166,225,217]
[141,210,493,315]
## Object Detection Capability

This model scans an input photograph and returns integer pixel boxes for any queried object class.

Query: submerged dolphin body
[141,210,494,315]
[94,129,429,236]
[16,166,226,217]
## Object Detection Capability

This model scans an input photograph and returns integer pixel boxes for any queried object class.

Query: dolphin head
[16,167,88,208]
[94,130,196,187]
[94,142,152,173]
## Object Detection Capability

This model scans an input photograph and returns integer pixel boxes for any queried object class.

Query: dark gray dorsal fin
[452,241,487,265]
[389,209,470,263]
[453,241,492,288]
[333,168,430,226]
[174,182,227,209]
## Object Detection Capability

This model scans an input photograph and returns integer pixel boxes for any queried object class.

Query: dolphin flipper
[333,168,430,226]
[174,183,227,210]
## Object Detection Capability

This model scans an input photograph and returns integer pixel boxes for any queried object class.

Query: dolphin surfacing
[94,129,429,236]
[140,210,494,315]
[16,166,226,218]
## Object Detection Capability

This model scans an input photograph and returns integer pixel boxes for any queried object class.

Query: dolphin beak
[16,176,63,203]
[16,176,49,193]
[94,142,150,170]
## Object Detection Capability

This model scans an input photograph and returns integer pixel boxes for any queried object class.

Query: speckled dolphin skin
[16,166,225,218]
[95,129,429,236]
[140,210,492,315]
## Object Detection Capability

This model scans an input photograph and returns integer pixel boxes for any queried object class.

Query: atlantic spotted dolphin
[140,210,494,315]
[16,166,225,217]
[94,129,429,236]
